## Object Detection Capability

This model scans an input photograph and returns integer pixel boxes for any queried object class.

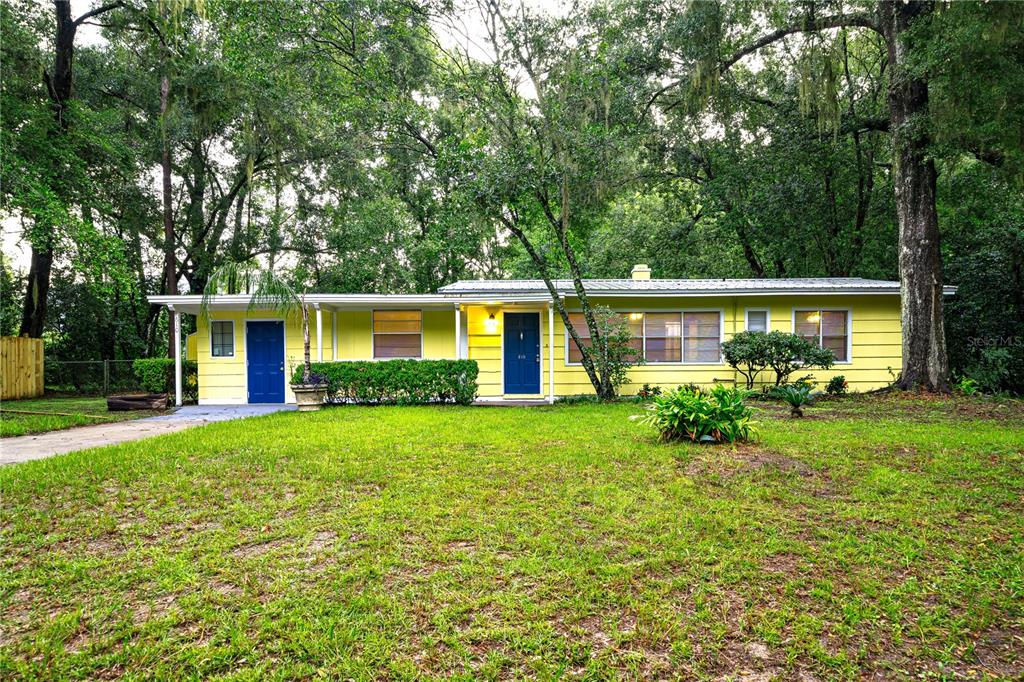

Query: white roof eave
[148,283,957,314]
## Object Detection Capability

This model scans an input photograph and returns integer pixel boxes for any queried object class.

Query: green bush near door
[293,359,478,405]
[131,358,198,402]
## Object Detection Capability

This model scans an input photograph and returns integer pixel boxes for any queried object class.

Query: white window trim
[209,319,235,359]
[791,307,853,365]
[371,309,424,360]
[744,308,770,333]
[681,310,726,365]
[563,308,726,367]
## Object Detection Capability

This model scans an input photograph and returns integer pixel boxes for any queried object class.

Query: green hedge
[292,360,478,405]
[132,358,198,402]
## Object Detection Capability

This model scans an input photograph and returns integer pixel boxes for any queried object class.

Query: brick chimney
[631,264,652,281]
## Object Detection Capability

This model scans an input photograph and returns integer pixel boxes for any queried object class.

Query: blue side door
[504,313,540,394]
[247,321,285,403]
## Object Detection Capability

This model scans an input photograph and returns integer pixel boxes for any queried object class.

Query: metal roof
[147,293,459,315]
[438,277,940,296]
[149,278,956,312]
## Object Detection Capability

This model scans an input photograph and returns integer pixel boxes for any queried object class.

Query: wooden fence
[1,336,45,400]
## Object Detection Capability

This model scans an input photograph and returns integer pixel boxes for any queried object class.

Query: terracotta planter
[291,384,327,412]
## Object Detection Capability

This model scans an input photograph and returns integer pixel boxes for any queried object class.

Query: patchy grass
[1,397,1022,680]
[0,397,161,438]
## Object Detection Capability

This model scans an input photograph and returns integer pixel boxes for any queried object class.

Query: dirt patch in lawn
[230,537,292,559]
[684,445,812,478]
[824,393,1024,423]
[132,592,178,623]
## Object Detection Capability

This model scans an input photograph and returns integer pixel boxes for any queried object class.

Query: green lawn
[0,397,161,438]
[2,396,1022,680]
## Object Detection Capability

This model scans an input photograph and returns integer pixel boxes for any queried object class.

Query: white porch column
[548,304,555,403]
[172,306,182,407]
[332,311,338,361]
[454,305,462,359]
[315,306,323,362]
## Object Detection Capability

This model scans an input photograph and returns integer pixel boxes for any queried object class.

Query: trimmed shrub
[293,360,479,405]
[640,384,756,443]
[721,331,772,389]
[132,357,198,402]
[825,375,848,395]
[723,331,835,388]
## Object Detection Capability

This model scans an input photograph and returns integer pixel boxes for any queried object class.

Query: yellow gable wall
[466,294,901,397]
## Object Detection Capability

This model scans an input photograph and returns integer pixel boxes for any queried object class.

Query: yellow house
[150,267,948,405]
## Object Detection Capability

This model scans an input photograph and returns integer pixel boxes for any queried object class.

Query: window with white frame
[683,312,722,362]
[746,309,769,333]
[795,309,849,362]
[566,311,721,365]
[644,313,682,363]
[210,320,234,357]
[566,312,643,363]
[373,310,422,358]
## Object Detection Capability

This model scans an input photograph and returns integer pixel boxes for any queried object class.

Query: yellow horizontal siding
[196,308,459,403]
[531,294,902,394]
[193,294,902,402]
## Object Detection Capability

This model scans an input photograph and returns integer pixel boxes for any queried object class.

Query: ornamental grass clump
[640,384,756,443]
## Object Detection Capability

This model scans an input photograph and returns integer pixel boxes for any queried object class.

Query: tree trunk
[161,72,177,358]
[881,0,950,392]
[19,1,76,338]
[19,1,124,338]
[19,249,54,338]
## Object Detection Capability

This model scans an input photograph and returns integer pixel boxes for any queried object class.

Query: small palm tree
[770,384,814,418]
[200,260,313,384]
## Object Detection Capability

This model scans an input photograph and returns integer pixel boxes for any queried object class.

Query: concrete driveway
[0,404,295,466]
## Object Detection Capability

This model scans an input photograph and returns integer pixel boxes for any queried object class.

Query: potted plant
[289,298,328,411]
[202,260,326,412]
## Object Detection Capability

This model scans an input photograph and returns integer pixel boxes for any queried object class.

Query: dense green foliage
[641,384,756,443]
[132,358,198,402]
[2,1,1023,393]
[292,360,479,405]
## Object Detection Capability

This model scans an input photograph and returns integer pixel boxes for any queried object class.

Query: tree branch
[73,1,124,27]
[721,12,881,72]
[649,11,881,111]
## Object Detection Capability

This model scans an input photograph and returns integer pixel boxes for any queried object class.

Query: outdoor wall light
[628,312,644,322]
[484,313,499,333]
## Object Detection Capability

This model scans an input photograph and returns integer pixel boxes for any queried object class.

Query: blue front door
[247,321,285,403]
[504,312,540,394]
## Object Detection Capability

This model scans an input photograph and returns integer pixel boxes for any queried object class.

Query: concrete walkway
[0,405,295,466]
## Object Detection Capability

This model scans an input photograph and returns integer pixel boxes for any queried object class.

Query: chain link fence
[45,360,146,396]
